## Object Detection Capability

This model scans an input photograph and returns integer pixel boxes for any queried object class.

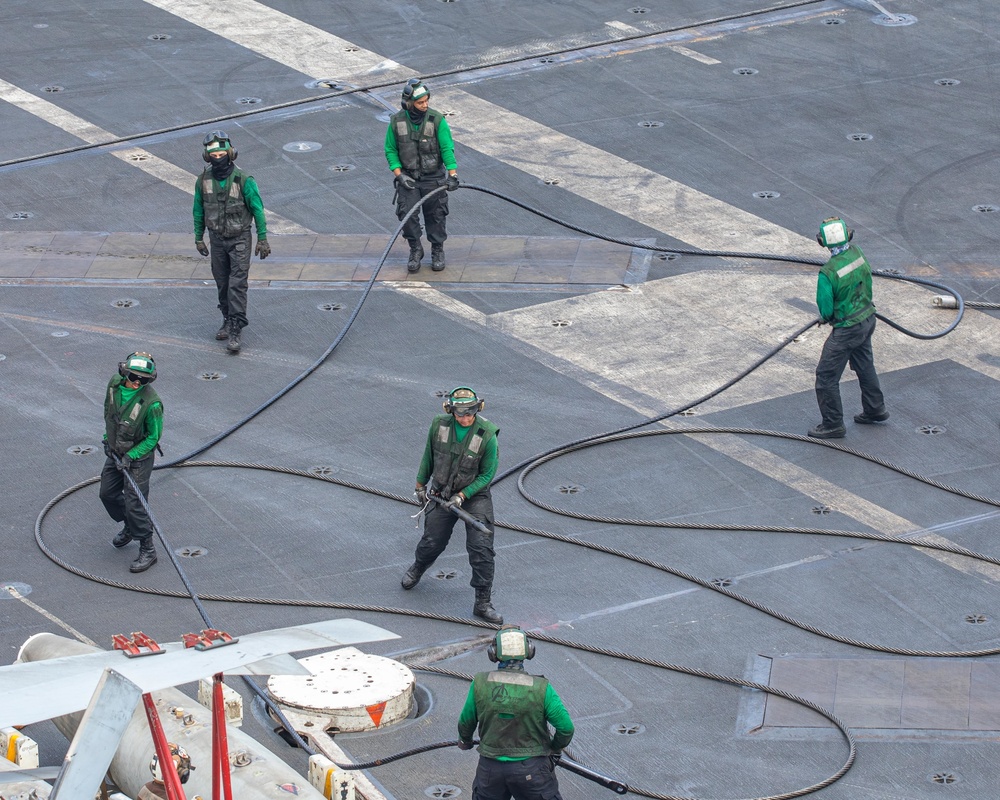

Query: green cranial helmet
[816,217,854,249]
[443,386,484,416]
[202,130,237,162]
[119,352,157,384]
[487,625,535,662]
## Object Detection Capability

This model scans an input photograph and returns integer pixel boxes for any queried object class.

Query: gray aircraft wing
[0,618,398,728]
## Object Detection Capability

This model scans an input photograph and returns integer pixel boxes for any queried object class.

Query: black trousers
[815,314,885,427]
[472,756,563,800]
[209,228,252,327]
[99,454,155,543]
[395,176,449,246]
[414,492,495,589]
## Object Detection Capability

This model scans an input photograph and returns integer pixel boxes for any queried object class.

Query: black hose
[157,185,446,468]
[48,449,1000,796]
[107,453,317,755]
[871,270,965,339]
[33,184,971,799]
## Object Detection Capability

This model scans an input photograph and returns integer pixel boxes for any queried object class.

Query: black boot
[808,422,846,439]
[112,526,133,548]
[407,241,424,273]
[854,410,890,424]
[226,318,242,353]
[215,317,229,340]
[130,539,157,573]
[473,588,503,624]
[401,562,427,590]
[431,244,445,272]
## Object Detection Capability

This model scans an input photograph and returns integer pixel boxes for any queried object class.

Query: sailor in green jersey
[194,130,270,354]
[100,352,164,573]
[402,387,503,624]
[385,79,459,273]
[810,217,888,439]
[458,626,574,800]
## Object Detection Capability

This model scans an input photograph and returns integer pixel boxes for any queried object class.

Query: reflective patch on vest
[203,177,213,194]
[837,256,866,278]
[108,387,115,405]
[437,422,450,443]
[396,120,409,136]
[487,671,534,687]
[468,433,483,454]
[129,401,142,421]
[229,181,241,199]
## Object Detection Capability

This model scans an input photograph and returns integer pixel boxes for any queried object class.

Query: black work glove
[116,454,132,472]
[457,741,474,751]
[255,239,271,260]
[396,172,416,190]
[196,240,209,257]
[447,493,464,509]
[415,486,428,505]
[103,440,111,458]
[446,174,459,192]
[549,751,562,769]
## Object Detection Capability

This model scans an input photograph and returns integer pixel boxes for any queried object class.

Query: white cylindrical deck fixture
[267,647,414,733]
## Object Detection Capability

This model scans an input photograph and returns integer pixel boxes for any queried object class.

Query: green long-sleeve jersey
[103,383,163,460]
[193,174,267,241]
[458,677,575,760]
[384,113,458,173]
[415,416,498,499]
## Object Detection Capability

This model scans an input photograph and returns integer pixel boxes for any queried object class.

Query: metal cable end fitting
[932,295,958,309]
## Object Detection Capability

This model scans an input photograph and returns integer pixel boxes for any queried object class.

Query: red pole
[212,673,234,800]
[211,693,219,800]
[142,693,187,800]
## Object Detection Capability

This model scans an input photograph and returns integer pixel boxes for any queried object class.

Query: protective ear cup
[488,626,533,662]
[817,217,852,249]
[401,77,428,109]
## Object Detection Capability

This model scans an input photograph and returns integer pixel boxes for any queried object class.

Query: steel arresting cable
[39,464,862,800]
[35,186,976,799]
[0,0,832,170]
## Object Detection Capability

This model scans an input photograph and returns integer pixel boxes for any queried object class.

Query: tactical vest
[201,166,253,237]
[105,375,162,457]
[820,245,875,327]
[392,109,444,177]
[430,414,499,498]
[472,670,551,760]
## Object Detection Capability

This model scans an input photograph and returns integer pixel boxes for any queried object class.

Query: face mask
[210,153,233,179]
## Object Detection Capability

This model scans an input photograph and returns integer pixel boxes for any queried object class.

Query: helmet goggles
[125,371,153,385]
